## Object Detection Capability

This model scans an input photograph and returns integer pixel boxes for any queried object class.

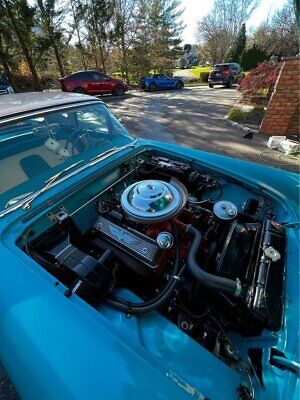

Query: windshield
[0,103,133,209]
[214,64,229,71]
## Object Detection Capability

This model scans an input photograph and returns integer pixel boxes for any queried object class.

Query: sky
[181,0,289,44]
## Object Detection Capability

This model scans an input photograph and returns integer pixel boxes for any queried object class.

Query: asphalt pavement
[104,86,298,172]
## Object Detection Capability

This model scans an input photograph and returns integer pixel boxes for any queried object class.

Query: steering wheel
[65,128,110,156]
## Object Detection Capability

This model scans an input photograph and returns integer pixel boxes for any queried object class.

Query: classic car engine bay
[22,151,286,375]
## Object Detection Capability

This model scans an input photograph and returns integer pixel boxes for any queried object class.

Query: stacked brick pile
[260,57,299,137]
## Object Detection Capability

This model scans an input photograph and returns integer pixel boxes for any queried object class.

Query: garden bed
[226,61,284,132]
[227,105,266,130]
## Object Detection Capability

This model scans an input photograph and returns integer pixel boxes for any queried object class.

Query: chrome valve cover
[121,179,187,223]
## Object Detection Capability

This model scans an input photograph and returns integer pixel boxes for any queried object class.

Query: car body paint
[0,95,298,400]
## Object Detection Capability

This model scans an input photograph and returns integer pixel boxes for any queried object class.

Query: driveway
[104,86,298,172]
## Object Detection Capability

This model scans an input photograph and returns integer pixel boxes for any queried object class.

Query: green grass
[227,108,246,123]
[171,65,212,77]
[186,67,248,79]
[189,66,212,78]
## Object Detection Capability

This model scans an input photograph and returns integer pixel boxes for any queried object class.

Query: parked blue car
[0,92,299,400]
[140,74,184,91]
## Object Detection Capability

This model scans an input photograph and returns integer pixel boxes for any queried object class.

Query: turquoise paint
[0,138,298,399]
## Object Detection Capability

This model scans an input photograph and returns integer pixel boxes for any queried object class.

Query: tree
[240,44,267,70]
[126,0,153,80]
[110,0,184,81]
[69,0,87,70]
[84,0,113,73]
[147,0,184,72]
[0,4,16,87]
[196,0,259,63]
[270,0,298,56]
[110,0,140,82]
[0,28,16,89]
[36,0,67,77]
[1,0,42,90]
[295,0,300,30]
[227,23,246,63]
[252,0,298,57]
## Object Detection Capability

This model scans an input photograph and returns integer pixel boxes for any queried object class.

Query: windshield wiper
[0,160,84,217]
[22,142,137,210]
[87,140,137,165]
[89,146,118,162]
[5,192,34,208]
[0,140,137,218]
[22,159,84,210]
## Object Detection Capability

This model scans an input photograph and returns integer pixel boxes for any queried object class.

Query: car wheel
[176,81,183,89]
[209,83,214,88]
[114,84,125,96]
[73,87,86,94]
[227,78,233,89]
[149,82,157,91]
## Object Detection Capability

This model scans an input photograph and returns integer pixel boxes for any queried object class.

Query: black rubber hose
[185,225,241,297]
[106,221,182,314]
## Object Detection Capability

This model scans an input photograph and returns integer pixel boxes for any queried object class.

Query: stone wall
[260,57,299,136]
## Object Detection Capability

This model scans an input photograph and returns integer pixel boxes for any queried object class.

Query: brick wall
[287,104,299,134]
[260,57,299,136]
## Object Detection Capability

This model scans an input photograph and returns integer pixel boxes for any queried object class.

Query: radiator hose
[185,225,242,297]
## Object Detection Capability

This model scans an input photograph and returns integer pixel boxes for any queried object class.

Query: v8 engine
[23,153,286,371]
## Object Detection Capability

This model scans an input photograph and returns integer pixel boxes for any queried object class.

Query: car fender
[175,79,183,87]
[143,79,155,89]
[0,244,195,400]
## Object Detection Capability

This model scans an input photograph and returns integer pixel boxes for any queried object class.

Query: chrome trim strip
[0,131,33,142]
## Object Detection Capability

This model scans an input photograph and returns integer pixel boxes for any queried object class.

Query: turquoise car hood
[0,139,298,400]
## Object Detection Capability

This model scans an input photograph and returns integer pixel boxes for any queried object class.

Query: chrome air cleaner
[121,179,187,223]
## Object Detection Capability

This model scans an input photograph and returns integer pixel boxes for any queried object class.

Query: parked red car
[59,71,128,96]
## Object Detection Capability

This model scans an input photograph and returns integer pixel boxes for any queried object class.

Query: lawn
[180,66,248,78]
[189,66,212,78]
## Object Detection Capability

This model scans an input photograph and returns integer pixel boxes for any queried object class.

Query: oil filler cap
[213,200,238,221]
